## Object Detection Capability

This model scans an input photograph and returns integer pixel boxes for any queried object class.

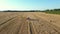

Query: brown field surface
[0,12,60,34]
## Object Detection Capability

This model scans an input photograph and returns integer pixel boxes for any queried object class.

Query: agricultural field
[0,12,60,34]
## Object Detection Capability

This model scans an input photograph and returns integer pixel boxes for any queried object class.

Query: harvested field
[0,12,60,34]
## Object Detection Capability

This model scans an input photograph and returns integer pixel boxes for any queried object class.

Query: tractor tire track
[0,16,17,32]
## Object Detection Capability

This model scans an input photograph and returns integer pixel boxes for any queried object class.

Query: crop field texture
[0,12,60,34]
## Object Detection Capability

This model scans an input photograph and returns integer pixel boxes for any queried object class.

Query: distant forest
[44,9,60,14]
[0,8,60,12]
[0,8,59,14]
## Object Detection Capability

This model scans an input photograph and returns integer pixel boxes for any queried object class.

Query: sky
[0,0,60,10]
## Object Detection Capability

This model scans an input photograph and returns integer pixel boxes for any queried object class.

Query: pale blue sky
[0,0,60,10]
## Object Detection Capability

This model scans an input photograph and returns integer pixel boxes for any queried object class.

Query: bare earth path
[0,12,60,34]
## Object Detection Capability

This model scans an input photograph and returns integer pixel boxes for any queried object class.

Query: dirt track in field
[0,12,60,34]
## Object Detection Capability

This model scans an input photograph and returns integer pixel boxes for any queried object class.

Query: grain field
[0,12,60,34]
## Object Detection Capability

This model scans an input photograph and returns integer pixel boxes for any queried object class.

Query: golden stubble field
[0,12,60,34]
